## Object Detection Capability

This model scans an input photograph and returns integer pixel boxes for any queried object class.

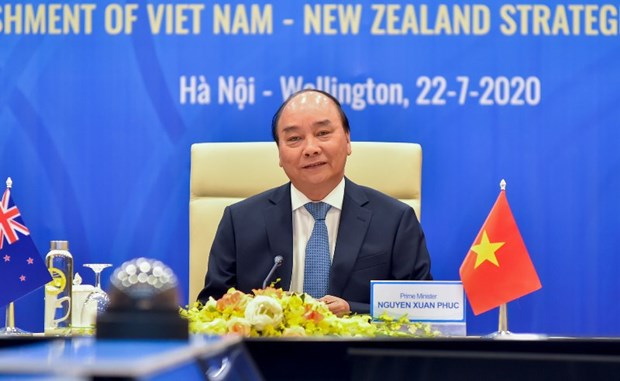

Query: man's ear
[346,134,352,155]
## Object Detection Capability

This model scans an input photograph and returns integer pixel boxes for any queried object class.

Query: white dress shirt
[289,178,345,293]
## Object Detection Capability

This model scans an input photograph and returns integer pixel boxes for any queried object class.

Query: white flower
[195,318,227,335]
[226,317,252,335]
[244,295,283,330]
[282,326,307,337]
[204,297,218,310]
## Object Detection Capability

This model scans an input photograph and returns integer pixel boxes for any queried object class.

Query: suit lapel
[264,183,293,290]
[329,179,371,296]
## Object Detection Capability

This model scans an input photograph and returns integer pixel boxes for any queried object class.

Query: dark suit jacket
[197,178,432,314]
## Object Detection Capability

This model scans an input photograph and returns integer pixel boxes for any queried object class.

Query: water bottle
[44,240,74,334]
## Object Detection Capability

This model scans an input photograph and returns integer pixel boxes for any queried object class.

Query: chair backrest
[189,141,422,302]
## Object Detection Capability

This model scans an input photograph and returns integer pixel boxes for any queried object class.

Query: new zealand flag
[0,186,51,307]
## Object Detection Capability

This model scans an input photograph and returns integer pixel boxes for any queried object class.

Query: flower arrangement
[180,287,438,338]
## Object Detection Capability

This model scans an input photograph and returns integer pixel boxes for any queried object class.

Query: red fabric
[459,190,542,315]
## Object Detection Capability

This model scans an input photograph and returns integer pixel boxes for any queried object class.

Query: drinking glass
[81,263,112,327]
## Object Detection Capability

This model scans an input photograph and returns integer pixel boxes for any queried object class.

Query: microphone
[262,255,284,289]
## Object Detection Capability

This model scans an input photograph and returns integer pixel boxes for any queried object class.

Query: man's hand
[319,295,350,317]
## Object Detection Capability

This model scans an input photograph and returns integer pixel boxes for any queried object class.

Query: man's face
[276,92,351,200]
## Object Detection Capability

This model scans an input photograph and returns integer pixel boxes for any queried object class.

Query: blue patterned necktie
[303,202,332,298]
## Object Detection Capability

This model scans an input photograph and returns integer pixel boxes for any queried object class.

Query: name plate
[371,280,465,323]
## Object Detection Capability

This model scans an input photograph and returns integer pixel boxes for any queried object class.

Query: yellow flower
[181,288,438,338]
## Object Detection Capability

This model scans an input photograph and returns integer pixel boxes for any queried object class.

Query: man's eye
[317,130,330,136]
[287,136,301,142]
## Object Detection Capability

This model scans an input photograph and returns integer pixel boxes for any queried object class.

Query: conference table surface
[1,334,620,381]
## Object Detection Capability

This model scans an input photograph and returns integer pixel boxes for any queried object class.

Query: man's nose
[303,138,321,156]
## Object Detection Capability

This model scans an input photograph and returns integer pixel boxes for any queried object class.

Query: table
[243,336,620,381]
[0,335,261,380]
[2,335,620,381]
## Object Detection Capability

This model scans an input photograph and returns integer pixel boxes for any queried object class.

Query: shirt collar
[291,178,345,211]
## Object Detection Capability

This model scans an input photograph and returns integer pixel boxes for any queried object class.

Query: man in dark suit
[197,89,432,315]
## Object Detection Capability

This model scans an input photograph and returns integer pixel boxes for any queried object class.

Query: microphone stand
[262,256,284,288]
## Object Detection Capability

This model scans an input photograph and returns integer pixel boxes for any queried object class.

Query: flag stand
[0,302,32,336]
[484,303,512,338]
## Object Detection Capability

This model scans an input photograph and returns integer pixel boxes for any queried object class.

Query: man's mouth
[303,162,326,169]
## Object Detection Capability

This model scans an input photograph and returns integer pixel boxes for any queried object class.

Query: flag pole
[497,180,510,335]
[0,178,32,336]
[497,303,511,334]
[0,302,30,335]
[484,180,512,338]
[484,303,512,338]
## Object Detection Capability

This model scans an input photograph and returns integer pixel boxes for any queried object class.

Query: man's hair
[271,89,350,144]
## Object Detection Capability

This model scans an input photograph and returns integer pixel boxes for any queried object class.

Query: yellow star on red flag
[470,230,505,268]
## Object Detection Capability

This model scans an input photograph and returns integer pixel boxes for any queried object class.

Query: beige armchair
[189,141,422,302]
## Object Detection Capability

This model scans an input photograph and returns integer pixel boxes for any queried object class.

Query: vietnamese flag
[459,186,542,315]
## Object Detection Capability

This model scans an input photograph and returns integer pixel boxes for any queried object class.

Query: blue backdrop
[1,0,619,336]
